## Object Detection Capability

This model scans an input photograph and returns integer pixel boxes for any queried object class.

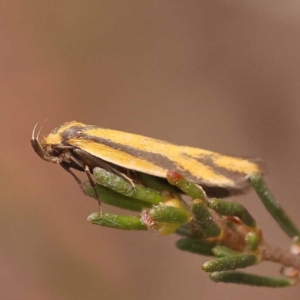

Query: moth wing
[66,128,262,191]
[67,134,170,178]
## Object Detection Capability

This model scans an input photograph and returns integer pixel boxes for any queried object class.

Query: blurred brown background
[1,1,300,299]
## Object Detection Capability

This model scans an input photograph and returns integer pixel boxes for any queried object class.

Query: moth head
[31,123,61,164]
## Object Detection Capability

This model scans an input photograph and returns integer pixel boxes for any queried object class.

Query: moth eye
[52,147,60,156]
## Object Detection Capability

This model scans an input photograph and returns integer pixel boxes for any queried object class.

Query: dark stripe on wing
[181,153,250,189]
[61,125,98,142]
[80,132,183,173]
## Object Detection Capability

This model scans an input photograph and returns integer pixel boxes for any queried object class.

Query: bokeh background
[1,1,300,299]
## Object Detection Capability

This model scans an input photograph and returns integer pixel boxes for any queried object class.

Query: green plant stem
[83,181,151,211]
[139,173,178,194]
[148,205,189,223]
[208,198,256,228]
[202,254,258,272]
[250,173,300,239]
[192,199,221,237]
[87,212,147,230]
[167,170,206,200]
[176,238,215,256]
[245,232,260,251]
[212,245,239,258]
[93,167,164,204]
[210,271,295,287]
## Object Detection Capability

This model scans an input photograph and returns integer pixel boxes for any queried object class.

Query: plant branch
[260,241,300,270]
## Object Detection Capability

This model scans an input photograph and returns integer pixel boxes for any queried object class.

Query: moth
[31,121,262,199]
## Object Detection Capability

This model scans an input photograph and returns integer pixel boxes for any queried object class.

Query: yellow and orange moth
[31,120,262,198]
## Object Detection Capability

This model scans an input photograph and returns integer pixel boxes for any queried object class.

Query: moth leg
[84,165,102,215]
[61,154,102,214]
[127,170,141,184]
[73,148,136,193]
[60,162,87,198]
[108,166,136,193]
[60,162,82,185]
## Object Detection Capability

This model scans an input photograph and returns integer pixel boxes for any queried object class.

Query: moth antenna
[31,121,60,164]
[36,118,47,140]
[32,123,39,141]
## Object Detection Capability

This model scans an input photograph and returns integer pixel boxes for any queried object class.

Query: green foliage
[82,168,300,288]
